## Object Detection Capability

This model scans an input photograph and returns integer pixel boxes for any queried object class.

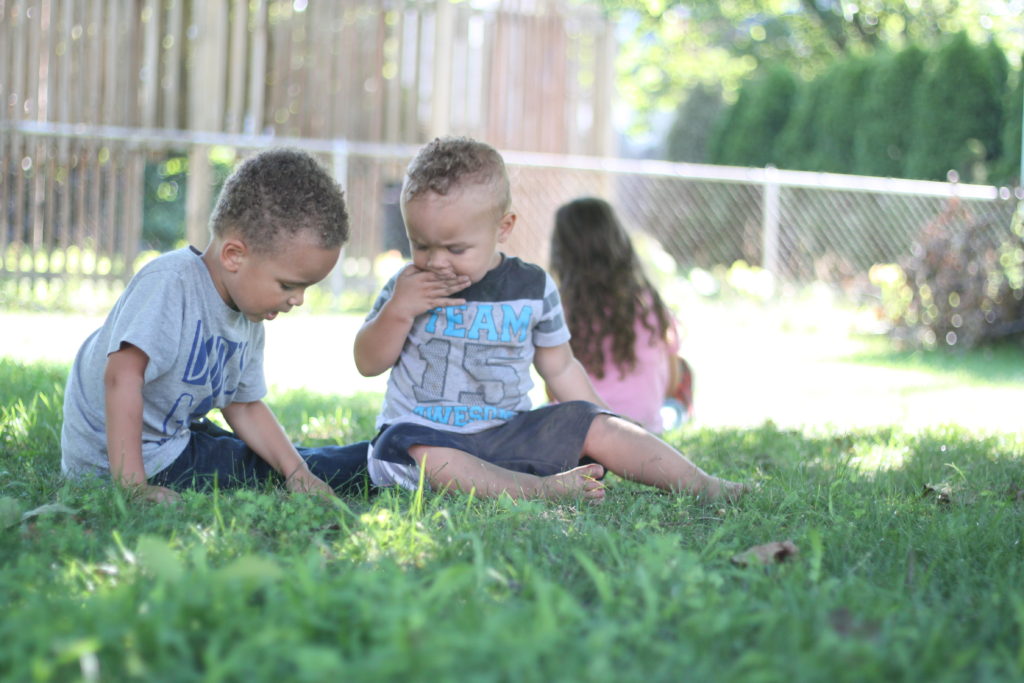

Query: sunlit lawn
[2,296,1023,680]
[4,291,1022,433]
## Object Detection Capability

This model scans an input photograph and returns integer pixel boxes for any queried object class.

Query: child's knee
[585,413,649,450]
[408,444,429,464]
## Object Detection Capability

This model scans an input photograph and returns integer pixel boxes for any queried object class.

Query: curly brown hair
[209,148,349,253]
[550,197,672,380]
[402,136,510,218]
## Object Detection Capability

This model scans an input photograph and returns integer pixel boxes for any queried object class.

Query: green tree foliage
[813,58,873,173]
[603,0,1024,135]
[769,76,826,171]
[722,34,1014,181]
[994,71,1023,187]
[904,32,1004,182]
[665,84,725,163]
[708,65,796,167]
[853,46,927,177]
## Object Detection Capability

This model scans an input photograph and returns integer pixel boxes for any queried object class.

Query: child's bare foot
[540,463,606,504]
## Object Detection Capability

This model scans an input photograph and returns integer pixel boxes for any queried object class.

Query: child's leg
[300,441,372,495]
[408,444,606,503]
[152,422,276,491]
[581,415,746,501]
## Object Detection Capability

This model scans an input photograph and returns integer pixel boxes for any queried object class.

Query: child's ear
[220,237,248,273]
[497,211,517,243]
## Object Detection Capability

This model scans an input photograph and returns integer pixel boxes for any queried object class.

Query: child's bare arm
[220,400,334,496]
[534,343,608,407]
[104,344,180,503]
[353,264,470,376]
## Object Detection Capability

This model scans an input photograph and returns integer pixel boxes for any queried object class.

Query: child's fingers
[430,296,467,308]
[143,485,181,505]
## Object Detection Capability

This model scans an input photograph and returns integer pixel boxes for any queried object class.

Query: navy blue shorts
[150,419,371,495]
[370,401,610,487]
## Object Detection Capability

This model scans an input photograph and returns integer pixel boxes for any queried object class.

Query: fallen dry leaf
[922,482,953,505]
[730,539,799,567]
[922,482,977,506]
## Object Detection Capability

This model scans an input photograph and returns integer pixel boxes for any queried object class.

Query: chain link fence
[2,124,1020,307]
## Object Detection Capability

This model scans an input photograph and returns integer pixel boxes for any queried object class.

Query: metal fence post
[761,165,780,277]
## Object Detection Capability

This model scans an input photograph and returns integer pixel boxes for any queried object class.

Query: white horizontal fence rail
[2,121,1020,301]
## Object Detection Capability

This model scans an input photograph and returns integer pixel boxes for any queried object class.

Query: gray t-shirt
[367,255,570,434]
[61,247,267,479]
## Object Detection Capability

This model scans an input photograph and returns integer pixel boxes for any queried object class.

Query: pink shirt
[587,308,679,433]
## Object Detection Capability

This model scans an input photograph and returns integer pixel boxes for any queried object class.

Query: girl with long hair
[550,197,687,433]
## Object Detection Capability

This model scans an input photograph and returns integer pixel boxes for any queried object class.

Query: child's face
[222,231,340,322]
[402,185,514,284]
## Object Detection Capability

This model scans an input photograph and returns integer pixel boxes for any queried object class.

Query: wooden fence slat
[40,0,56,123]
[0,1,9,120]
[226,0,247,134]
[385,5,401,143]
[431,0,453,138]
[31,140,45,255]
[248,0,266,134]
[65,0,81,127]
[10,0,27,122]
[57,141,70,249]
[12,136,26,261]
[43,141,55,254]
[87,0,101,124]
[56,0,69,124]
[403,4,424,143]
[141,0,159,127]
[162,0,183,128]
[0,134,9,256]
[103,0,117,124]
[73,142,86,248]
[88,145,100,258]
[123,149,143,270]
[101,146,114,261]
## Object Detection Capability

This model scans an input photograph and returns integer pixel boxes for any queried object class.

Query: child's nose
[288,289,305,308]
[426,250,447,269]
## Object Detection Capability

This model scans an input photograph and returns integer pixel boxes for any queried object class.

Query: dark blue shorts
[150,418,371,495]
[370,401,610,487]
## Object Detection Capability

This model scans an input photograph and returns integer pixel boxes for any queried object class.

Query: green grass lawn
[1,300,1023,681]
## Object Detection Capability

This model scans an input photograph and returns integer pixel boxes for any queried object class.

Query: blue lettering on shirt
[467,304,498,341]
[500,304,532,342]
[164,319,248,430]
[444,305,467,338]
[413,404,517,426]
[424,307,443,334]
[428,303,533,343]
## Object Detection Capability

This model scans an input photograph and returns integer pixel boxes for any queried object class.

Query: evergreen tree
[853,46,927,177]
[904,32,1004,182]
[815,58,873,173]
[775,77,827,171]
[982,39,1010,164]
[994,71,1022,187]
[710,65,796,167]
[666,84,725,163]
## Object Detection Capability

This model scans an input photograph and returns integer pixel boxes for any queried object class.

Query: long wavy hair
[549,197,672,379]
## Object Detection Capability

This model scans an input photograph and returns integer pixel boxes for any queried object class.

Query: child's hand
[285,466,335,497]
[138,484,182,505]
[390,264,471,319]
